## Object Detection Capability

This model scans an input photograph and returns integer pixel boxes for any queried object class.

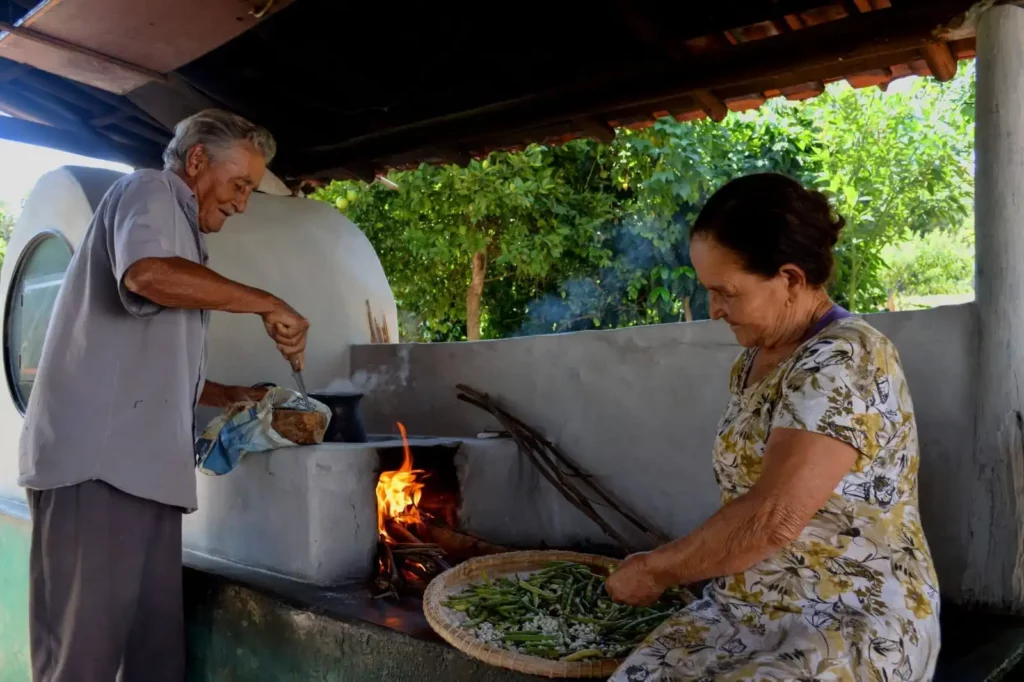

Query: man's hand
[261,302,309,371]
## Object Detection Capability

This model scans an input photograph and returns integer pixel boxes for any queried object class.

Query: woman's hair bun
[691,173,846,287]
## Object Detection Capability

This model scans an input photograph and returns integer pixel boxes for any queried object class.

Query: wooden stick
[456,392,634,551]
[373,541,402,599]
[457,384,671,550]
[459,383,669,543]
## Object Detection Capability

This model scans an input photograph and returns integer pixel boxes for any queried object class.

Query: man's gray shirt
[19,169,208,511]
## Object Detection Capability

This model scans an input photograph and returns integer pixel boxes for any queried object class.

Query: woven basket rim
[423,550,629,679]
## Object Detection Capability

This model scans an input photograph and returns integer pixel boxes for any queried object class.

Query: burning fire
[376,422,427,541]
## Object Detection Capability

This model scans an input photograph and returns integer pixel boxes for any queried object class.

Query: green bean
[561,648,602,662]
[518,580,558,601]
[503,633,558,643]
[445,560,690,662]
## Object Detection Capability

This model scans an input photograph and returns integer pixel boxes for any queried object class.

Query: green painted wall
[184,570,542,682]
[0,513,30,682]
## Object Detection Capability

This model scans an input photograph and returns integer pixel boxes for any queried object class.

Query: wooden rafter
[693,89,728,122]
[572,116,616,144]
[295,0,978,177]
[921,41,959,82]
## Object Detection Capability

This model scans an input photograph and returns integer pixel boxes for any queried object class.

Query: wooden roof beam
[116,118,172,146]
[0,114,138,164]
[845,67,893,89]
[693,89,728,122]
[617,1,840,48]
[290,0,978,177]
[572,116,616,143]
[338,162,377,184]
[18,72,108,115]
[781,81,826,100]
[783,14,806,30]
[0,61,26,84]
[0,21,167,86]
[921,41,958,82]
[90,110,131,127]
[428,147,472,167]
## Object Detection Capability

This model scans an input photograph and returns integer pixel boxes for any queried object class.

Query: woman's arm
[606,428,859,606]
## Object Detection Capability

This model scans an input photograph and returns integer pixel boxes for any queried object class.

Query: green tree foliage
[315,65,975,341]
[881,225,974,301]
[806,74,974,311]
[320,143,618,341]
[0,201,13,269]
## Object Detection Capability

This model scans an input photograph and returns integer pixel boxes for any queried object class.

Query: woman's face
[690,234,792,348]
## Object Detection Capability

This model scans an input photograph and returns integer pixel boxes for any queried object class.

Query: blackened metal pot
[308,391,367,443]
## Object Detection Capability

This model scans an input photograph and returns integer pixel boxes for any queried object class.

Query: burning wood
[421,524,506,564]
[372,421,509,597]
[376,422,426,540]
[374,422,459,596]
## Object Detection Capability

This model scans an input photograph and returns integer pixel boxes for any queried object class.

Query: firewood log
[422,523,507,562]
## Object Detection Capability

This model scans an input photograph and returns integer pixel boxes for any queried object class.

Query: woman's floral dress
[610,317,940,682]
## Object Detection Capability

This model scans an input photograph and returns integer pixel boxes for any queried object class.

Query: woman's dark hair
[690,173,845,287]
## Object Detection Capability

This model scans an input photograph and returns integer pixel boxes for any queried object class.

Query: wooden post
[965,3,1024,614]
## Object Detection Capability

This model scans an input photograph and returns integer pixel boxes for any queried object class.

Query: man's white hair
[162,109,277,173]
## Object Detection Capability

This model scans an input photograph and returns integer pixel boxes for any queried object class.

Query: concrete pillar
[966,3,1024,613]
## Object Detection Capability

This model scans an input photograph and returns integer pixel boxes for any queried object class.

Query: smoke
[518,213,706,336]
[318,377,365,395]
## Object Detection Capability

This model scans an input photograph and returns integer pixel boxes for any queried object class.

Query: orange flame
[376,422,427,541]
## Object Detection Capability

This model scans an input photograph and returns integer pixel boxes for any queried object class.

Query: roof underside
[0,0,984,184]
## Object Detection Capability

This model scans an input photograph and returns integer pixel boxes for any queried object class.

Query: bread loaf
[272,409,329,445]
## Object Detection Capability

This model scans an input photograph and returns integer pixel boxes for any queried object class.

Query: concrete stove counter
[182,436,510,586]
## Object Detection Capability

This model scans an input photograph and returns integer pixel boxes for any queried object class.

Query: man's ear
[185,145,209,180]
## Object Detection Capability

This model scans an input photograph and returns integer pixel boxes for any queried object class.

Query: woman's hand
[606,552,667,607]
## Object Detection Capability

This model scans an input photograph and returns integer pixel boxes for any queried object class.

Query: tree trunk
[846,257,860,313]
[466,250,487,341]
[683,296,694,322]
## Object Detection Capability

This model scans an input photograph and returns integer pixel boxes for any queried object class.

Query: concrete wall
[351,304,978,603]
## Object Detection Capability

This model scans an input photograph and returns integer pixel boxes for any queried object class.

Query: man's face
[183,141,267,233]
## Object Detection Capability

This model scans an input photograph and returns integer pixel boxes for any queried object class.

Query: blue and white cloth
[195,387,331,476]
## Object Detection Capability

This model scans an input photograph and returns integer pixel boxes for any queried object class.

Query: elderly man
[17,109,308,681]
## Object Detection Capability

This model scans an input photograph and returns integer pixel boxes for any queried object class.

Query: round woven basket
[423,550,629,679]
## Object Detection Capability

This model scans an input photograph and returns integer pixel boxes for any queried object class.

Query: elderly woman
[606,174,940,681]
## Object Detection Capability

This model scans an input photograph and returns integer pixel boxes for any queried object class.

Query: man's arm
[123,256,309,368]
[123,256,275,314]
[199,381,268,409]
